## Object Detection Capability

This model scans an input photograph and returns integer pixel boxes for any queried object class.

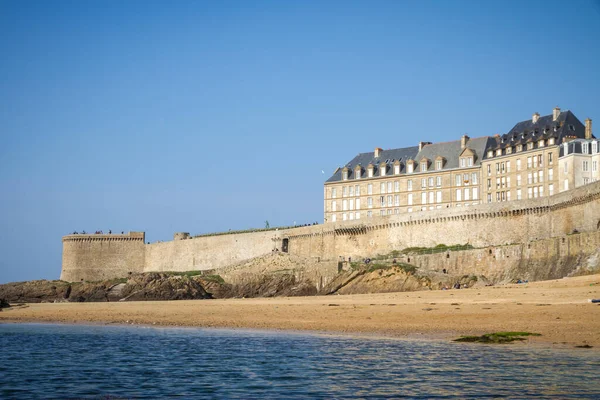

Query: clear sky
[1,0,599,283]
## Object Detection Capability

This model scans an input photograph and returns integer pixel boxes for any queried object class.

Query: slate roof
[488,111,588,155]
[413,136,492,172]
[325,146,419,183]
[559,138,599,156]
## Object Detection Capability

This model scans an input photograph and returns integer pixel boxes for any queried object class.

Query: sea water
[0,323,599,399]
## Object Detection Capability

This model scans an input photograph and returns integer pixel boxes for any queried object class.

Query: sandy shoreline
[2,274,599,348]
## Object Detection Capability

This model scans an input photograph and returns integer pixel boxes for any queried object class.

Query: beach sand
[2,274,599,347]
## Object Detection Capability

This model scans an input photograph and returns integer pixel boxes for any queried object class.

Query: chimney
[461,134,470,149]
[532,112,540,124]
[585,118,593,139]
[553,106,561,121]
[374,147,382,158]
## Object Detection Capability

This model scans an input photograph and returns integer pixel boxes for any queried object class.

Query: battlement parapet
[62,231,145,243]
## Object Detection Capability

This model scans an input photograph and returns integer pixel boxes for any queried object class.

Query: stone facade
[324,108,593,223]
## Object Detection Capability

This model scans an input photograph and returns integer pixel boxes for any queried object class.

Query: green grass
[163,270,204,277]
[454,332,541,344]
[201,274,225,284]
[400,243,474,255]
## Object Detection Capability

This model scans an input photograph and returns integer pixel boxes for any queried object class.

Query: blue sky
[1,0,599,283]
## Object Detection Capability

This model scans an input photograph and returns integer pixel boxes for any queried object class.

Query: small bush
[202,274,225,284]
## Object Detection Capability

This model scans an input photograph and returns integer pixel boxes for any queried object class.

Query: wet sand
[2,274,599,347]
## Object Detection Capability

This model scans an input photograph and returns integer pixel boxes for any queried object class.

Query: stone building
[558,119,599,191]
[324,107,594,223]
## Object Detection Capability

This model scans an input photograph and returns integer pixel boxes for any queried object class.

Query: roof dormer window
[420,160,428,172]
[393,160,401,175]
[593,141,598,154]
[342,168,349,181]
[538,139,545,148]
[435,159,443,170]
[367,164,374,178]
[517,144,523,152]
[496,149,502,156]
[487,150,493,158]
[354,165,362,179]
[379,162,387,177]
[549,138,555,145]
[527,142,534,150]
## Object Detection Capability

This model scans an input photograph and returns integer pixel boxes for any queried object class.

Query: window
[394,181,400,192]
[487,178,491,190]
[548,169,553,181]
[429,191,434,204]
[517,174,521,186]
[342,170,348,180]
[583,143,589,154]
[355,185,361,196]
[407,163,414,173]
[472,187,478,200]
[506,147,512,154]
[331,214,336,222]
[387,195,393,206]
[463,173,469,185]
[368,167,374,178]
[549,183,554,196]
[538,155,543,167]
[517,159,521,171]
[421,161,428,171]
[355,212,360,220]
[593,142,598,154]
[436,176,442,187]
[436,160,442,170]
[387,209,393,215]
[394,209,399,214]
[394,194,400,206]
[407,207,413,213]
[506,161,511,173]
[380,183,385,194]
[332,188,337,198]
[349,186,354,196]
[356,199,361,210]
[583,161,589,172]
[527,157,532,169]
[564,163,568,173]
[487,193,492,203]
[355,168,361,179]
[464,188,470,201]
[380,165,386,177]
[539,186,544,197]
[380,210,385,216]
[549,152,553,164]
[506,177,510,188]
[539,140,545,148]
[488,150,493,158]
[496,163,500,174]
[527,142,534,150]
[468,157,473,167]
[456,189,462,201]
[428,177,434,187]
[380,196,385,207]
[549,138,555,145]
[533,172,537,184]
[421,192,427,204]
[517,188,522,200]
[496,177,500,189]
[421,178,426,189]
[407,193,413,205]
[349,199,354,210]
[539,170,544,183]
[343,186,348,197]
[368,197,373,208]
[533,187,538,198]
[501,177,506,188]
[394,164,400,175]
[528,173,532,185]
[407,180,413,191]
[533,156,538,168]
[455,175,461,186]
[487,165,491,176]
[461,158,466,168]
[496,149,502,156]
[387,182,392,193]
[528,187,533,199]
[584,177,590,184]
[367,210,372,218]
[564,179,569,191]
[593,161,598,172]
[343,199,348,210]
[331,201,337,212]
[436,191,442,203]
[367,184,373,195]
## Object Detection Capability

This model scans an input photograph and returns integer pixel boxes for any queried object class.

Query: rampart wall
[144,231,279,273]
[60,181,600,282]
[285,180,600,261]
[61,232,146,282]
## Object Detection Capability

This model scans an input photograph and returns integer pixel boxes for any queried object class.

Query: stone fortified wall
[60,181,600,282]
[61,232,145,282]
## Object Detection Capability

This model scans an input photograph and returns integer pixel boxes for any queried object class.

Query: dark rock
[0,298,10,309]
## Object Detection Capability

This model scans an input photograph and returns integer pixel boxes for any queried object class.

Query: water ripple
[0,324,598,399]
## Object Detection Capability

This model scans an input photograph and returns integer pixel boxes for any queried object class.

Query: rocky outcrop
[0,298,10,309]
[0,280,72,303]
